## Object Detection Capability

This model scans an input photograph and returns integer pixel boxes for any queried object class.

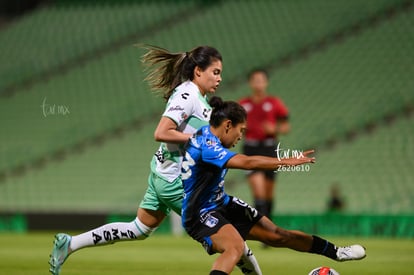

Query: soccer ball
[308,266,340,275]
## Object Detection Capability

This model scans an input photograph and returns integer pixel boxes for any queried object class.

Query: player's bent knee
[226,240,244,258]
[225,244,244,263]
[212,236,244,258]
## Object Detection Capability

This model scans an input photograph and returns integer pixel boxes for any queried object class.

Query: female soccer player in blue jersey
[49,46,261,274]
[181,97,366,275]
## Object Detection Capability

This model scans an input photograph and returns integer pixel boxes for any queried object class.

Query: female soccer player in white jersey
[49,45,262,275]
[181,97,366,275]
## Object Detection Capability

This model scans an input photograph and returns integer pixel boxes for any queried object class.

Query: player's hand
[283,149,315,166]
[301,150,315,163]
[262,121,276,135]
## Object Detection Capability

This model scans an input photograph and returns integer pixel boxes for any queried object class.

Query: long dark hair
[209,96,246,127]
[141,45,222,100]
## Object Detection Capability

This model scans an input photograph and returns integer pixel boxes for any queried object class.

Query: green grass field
[0,232,413,274]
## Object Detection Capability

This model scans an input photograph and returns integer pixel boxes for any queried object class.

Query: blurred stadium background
[0,0,413,239]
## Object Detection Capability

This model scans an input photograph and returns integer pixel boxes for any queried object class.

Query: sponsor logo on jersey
[181,92,190,100]
[202,108,210,118]
[167,105,184,112]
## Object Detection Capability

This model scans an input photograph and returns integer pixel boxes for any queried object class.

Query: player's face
[222,121,246,148]
[249,72,268,94]
[194,60,222,95]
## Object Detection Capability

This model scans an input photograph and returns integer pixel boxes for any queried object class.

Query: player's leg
[263,171,275,215]
[247,216,366,261]
[70,172,166,250]
[244,144,266,216]
[248,173,274,218]
[236,243,262,275]
[260,143,278,219]
[246,143,275,223]
[248,171,268,214]
[206,197,264,275]
[209,224,245,275]
[49,172,165,275]
[68,209,161,250]
[248,171,273,250]
[49,213,161,275]
[156,174,185,236]
[166,179,263,275]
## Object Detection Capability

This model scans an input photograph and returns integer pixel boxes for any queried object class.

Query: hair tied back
[209,96,224,109]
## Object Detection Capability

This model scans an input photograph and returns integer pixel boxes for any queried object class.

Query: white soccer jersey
[151,80,212,182]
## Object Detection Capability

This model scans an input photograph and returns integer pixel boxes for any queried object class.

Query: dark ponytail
[209,96,246,127]
[140,44,222,101]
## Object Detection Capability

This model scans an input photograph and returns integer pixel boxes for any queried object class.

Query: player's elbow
[243,159,258,170]
[153,129,164,142]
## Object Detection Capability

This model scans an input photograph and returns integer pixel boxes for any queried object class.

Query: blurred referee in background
[239,69,290,245]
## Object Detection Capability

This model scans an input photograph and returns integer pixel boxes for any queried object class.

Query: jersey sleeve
[273,97,289,119]
[201,143,236,169]
[162,90,195,127]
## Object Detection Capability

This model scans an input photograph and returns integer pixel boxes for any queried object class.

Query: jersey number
[181,152,195,180]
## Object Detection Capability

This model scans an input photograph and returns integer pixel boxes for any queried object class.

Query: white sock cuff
[133,217,157,238]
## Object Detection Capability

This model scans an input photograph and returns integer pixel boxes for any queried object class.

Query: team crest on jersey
[203,214,218,228]
[263,102,273,112]
[206,139,217,146]
[181,111,188,120]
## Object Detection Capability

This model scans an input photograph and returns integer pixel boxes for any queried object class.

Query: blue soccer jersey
[181,125,236,228]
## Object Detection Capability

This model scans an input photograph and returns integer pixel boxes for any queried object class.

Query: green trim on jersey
[185,115,208,132]
[153,81,212,183]
[162,114,180,126]
[197,90,210,106]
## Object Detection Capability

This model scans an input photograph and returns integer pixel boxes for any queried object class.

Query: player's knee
[224,240,244,261]
[133,218,157,240]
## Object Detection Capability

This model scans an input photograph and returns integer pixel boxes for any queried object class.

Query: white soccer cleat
[336,244,366,261]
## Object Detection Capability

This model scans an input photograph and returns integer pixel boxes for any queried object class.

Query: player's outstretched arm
[226,150,315,170]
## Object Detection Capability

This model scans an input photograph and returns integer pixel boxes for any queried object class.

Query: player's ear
[225,120,231,133]
[194,66,202,78]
